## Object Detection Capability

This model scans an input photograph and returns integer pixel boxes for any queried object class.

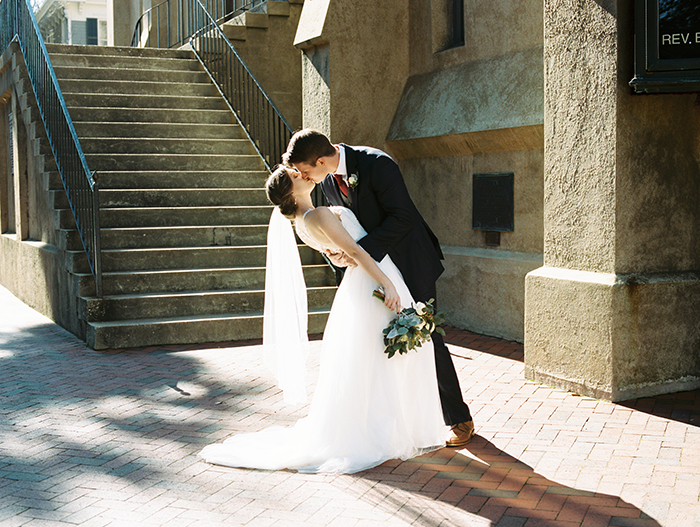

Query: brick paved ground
[1,285,699,527]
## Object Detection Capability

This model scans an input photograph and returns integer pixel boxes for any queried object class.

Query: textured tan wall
[112,1,144,47]
[0,45,82,338]
[615,7,700,275]
[543,0,618,274]
[295,0,410,148]
[541,0,700,280]
[403,150,543,254]
[301,45,331,137]
[384,0,544,341]
[401,148,543,341]
[525,0,700,401]
[226,5,305,130]
[410,0,543,75]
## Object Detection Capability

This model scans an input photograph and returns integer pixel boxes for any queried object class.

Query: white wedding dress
[200,207,446,474]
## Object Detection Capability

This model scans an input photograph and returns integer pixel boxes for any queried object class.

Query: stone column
[293,0,409,148]
[525,0,700,401]
[111,0,144,47]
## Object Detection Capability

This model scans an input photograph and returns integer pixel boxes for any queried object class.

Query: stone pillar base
[525,266,700,402]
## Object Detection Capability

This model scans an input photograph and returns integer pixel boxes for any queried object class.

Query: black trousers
[415,284,473,427]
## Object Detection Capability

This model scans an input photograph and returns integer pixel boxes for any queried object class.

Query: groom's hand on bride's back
[325,249,357,268]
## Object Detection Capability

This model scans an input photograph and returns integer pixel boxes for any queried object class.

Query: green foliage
[375,295,447,359]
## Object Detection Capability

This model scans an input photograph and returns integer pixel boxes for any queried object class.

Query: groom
[283,129,474,447]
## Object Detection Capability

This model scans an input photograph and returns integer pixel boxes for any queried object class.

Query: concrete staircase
[45,43,334,350]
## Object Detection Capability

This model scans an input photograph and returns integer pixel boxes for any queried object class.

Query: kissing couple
[200,129,474,474]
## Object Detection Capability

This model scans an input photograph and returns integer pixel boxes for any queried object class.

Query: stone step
[68,107,235,125]
[80,286,336,322]
[63,224,269,250]
[236,11,269,29]
[75,264,333,296]
[59,205,272,229]
[69,170,265,189]
[66,244,323,273]
[83,153,264,171]
[77,138,256,155]
[222,1,292,40]
[62,93,227,110]
[97,188,268,208]
[101,245,321,271]
[49,52,202,71]
[44,153,258,177]
[86,309,330,350]
[46,43,194,60]
[53,65,210,84]
[73,122,244,140]
[47,170,267,192]
[42,42,333,350]
[267,0,293,16]
[100,224,268,249]
[57,78,219,96]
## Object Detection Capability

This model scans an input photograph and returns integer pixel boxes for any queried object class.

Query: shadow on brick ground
[0,323,253,499]
[354,436,663,526]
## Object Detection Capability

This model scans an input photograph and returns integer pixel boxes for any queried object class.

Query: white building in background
[35,0,112,46]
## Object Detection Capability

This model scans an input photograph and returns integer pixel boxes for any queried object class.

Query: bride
[199,166,446,474]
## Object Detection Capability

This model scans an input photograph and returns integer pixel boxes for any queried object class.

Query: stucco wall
[111,0,147,47]
[225,4,305,131]
[525,0,700,401]
[0,45,82,338]
[382,0,545,342]
[410,0,543,75]
[295,0,410,149]
[401,147,543,341]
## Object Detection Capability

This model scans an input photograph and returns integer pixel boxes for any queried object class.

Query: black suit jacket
[320,144,444,300]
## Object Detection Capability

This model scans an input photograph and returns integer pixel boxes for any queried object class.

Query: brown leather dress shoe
[446,420,475,447]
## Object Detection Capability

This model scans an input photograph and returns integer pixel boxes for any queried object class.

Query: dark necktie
[333,173,349,197]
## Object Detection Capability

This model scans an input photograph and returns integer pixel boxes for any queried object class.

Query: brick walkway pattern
[1,285,699,527]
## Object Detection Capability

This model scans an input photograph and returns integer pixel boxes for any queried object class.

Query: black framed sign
[630,0,700,93]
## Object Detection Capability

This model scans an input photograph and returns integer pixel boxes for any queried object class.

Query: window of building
[86,18,98,45]
[99,20,107,46]
[432,0,465,53]
[71,19,86,45]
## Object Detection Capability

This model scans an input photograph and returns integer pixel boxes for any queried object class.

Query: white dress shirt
[335,145,348,183]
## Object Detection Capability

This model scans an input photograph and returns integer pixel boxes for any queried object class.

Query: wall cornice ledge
[387,124,543,159]
[386,46,543,159]
[293,0,330,49]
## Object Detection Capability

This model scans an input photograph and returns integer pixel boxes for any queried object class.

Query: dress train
[200,207,446,474]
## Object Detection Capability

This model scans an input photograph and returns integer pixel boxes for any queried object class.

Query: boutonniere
[347,173,359,189]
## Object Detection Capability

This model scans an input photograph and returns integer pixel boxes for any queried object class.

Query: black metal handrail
[189,0,292,169]
[132,0,292,171]
[1,0,102,296]
[131,0,264,49]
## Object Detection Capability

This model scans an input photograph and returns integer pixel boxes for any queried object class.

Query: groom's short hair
[283,129,335,166]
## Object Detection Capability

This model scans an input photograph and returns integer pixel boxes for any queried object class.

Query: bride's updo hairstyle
[265,166,297,218]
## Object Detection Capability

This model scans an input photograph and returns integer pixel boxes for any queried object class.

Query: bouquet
[373,288,446,359]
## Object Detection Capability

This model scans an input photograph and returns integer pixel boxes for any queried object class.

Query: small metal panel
[472,172,514,233]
